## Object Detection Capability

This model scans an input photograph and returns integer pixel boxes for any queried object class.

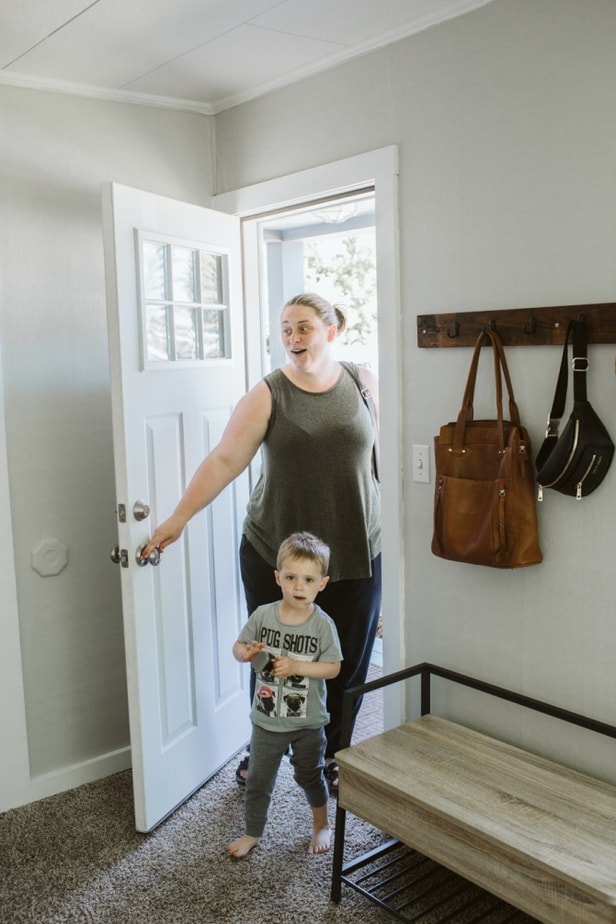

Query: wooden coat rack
[417,303,616,348]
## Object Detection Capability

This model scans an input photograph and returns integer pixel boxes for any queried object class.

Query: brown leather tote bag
[431,329,543,568]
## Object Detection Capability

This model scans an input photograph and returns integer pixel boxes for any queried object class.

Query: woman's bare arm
[141,380,272,556]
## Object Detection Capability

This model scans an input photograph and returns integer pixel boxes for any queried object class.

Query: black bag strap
[340,361,380,483]
[571,318,589,403]
[535,319,589,469]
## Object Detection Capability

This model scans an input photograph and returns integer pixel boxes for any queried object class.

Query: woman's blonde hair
[284,293,347,335]
[276,531,330,576]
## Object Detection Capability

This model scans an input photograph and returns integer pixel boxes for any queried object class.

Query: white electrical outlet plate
[412,444,431,483]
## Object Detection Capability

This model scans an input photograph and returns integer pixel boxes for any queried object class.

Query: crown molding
[0,71,216,115]
[0,0,495,115]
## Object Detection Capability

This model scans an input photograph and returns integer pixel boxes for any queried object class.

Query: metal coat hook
[483,319,496,333]
[447,321,460,339]
[523,316,537,335]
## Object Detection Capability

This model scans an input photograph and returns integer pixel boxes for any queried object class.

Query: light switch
[412,444,431,483]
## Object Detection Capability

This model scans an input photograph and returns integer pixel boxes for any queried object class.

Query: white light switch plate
[412,444,431,483]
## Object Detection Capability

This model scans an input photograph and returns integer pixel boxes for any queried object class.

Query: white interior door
[102,182,251,832]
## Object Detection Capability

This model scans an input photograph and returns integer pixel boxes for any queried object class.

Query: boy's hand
[241,641,265,663]
[271,656,295,678]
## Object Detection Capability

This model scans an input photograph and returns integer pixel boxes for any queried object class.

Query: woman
[142,293,381,792]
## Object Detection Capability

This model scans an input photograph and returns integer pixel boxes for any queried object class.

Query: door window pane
[143,242,167,300]
[201,253,223,303]
[174,307,199,360]
[145,306,171,361]
[203,309,226,358]
[139,237,230,366]
[172,247,196,303]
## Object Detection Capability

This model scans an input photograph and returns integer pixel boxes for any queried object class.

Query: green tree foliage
[305,234,377,347]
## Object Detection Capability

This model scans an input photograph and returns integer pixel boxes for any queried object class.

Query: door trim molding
[213,147,398,216]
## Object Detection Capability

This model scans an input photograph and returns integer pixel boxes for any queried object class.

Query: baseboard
[2,746,132,813]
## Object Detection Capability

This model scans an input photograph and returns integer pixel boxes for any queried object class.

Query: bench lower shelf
[341,838,537,923]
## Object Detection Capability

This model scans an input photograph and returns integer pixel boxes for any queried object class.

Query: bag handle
[535,319,588,469]
[452,329,520,455]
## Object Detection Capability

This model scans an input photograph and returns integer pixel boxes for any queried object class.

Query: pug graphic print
[239,601,343,732]
[255,648,309,719]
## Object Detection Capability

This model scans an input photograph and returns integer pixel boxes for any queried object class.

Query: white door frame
[213,146,404,727]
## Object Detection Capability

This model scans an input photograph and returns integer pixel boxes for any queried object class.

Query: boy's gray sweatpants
[244,723,328,838]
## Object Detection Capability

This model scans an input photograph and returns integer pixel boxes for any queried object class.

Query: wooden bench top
[336,715,616,923]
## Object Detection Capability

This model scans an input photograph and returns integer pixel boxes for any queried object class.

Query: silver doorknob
[136,544,161,567]
[133,500,151,521]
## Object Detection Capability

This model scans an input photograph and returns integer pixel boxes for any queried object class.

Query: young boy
[226,531,342,859]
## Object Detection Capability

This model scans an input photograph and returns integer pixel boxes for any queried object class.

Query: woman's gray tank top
[243,365,381,582]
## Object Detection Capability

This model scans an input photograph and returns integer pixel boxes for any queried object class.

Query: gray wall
[0,87,214,792]
[215,0,616,779]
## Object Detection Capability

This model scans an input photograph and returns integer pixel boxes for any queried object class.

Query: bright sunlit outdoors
[304,227,378,371]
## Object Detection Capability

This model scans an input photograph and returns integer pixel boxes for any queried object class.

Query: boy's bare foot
[307,822,331,855]
[227,835,260,858]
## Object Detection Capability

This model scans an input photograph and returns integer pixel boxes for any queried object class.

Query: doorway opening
[241,189,383,684]
[244,189,377,376]
[212,144,403,731]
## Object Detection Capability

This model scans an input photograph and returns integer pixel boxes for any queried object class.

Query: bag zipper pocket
[539,418,579,490]
[575,454,597,499]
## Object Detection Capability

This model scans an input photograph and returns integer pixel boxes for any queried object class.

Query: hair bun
[333,304,347,334]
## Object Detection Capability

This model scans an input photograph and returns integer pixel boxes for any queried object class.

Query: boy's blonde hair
[276,531,330,576]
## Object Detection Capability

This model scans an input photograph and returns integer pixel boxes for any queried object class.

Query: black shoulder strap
[340,361,380,483]
[571,318,589,403]
[535,319,589,469]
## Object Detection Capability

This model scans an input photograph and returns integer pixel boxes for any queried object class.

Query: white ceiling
[0,0,495,114]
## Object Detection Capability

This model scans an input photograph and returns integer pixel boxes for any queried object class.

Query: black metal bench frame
[330,661,616,922]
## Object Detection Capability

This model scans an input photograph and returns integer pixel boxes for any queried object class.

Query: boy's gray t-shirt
[238,602,343,732]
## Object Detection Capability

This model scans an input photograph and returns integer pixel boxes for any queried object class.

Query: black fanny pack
[535,319,614,500]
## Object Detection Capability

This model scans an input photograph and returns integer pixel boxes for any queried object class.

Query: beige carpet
[0,668,390,924]
[0,667,533,924]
